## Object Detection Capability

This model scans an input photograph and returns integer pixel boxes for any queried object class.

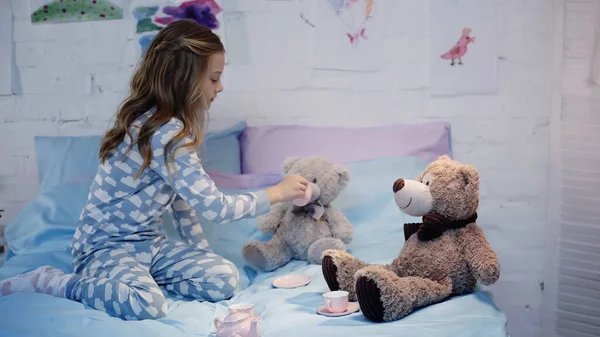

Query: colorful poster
[30,0,124,24]
[312,0,384,71]
[430,0,498,96]
[131,0,225,59]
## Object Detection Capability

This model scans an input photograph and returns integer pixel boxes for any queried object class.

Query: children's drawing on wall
[430,0,497,96]
[441,28,476,66]
[131,0,225,59]
[313,0,384,71]
[31,0,124,24]
[327,0,374,45]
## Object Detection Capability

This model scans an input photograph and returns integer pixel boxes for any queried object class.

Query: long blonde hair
[99,19,224,178]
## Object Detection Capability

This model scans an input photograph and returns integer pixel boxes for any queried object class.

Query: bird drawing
[440,28,475,66]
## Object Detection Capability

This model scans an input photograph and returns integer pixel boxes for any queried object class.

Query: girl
[0,19,308,320]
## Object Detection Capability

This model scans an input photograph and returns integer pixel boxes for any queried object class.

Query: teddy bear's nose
[393,178,405,193]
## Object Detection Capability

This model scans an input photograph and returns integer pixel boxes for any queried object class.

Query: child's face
[205,53,225,107]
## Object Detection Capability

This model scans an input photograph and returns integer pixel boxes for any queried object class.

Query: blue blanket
[0,156,507,337]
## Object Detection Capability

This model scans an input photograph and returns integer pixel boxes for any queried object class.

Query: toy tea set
[215,286,360,337]
[270,274,360,317]
[216,282,360,336]
[218,156,500,336]
[214,303,262,337]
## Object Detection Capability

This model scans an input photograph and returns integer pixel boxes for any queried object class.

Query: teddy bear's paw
[355,275,385,322]
[321,249,353,262]
[308,238,345,265]
[321,250,369,301]
[322,255,340,291]
[242,242,270,271]
[475,261,500,285]
[356,268,454,323]
[242,239,293,272]
[354,266,413,322]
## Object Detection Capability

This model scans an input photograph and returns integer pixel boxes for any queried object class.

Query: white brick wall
[0,0,572,336]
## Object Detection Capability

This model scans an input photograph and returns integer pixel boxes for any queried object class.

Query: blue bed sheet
[0,155,507,337]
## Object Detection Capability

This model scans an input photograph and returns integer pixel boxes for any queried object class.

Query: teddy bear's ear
[460,164,479,187]
[282,156,301,175]
[334,164,350,189]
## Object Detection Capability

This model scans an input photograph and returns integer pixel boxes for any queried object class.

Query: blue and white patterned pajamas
[69,237,238,320]
[63,111,271,320]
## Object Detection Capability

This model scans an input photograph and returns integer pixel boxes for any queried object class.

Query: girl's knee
[188,260,239,301]
[206,259,239,284]
[128,289,169,320]
[145,298,168,319]
[209,274,238,301]
[216,261,239,288]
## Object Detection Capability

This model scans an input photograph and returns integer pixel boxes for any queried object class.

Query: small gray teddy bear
[242,156,354,272]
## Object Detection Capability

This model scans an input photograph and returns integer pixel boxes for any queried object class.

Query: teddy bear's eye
[312,178,317,183]
[425,181,429,186]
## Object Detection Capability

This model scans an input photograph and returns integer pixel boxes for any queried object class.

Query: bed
[0,122,508,337]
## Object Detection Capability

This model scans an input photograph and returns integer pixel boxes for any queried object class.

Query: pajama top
[71,111,271,258]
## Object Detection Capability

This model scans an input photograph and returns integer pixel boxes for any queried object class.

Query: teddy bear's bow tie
[291,201,325,220]
[404,213,478,241]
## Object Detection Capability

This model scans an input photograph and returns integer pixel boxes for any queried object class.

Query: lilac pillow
[239,122,451,174]
[206,170,281,190]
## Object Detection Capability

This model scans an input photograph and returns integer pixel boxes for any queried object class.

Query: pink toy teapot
[214,311,260,337]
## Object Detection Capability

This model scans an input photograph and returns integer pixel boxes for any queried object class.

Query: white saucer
[272,274,312,288]
[316,302,360,317]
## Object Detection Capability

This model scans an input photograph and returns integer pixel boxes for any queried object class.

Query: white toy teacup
[323,290,349,313]
[293,182,313,207]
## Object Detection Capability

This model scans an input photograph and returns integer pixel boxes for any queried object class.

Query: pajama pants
[66,237,239,320]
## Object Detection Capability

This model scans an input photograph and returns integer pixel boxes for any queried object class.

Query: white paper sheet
[0,0,11,95]
[312,0,384,71]
[30,0,124,24]
[131,0,225,61]
[430,0,498,96]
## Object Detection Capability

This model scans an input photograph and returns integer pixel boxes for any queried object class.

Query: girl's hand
[266,174,309,204]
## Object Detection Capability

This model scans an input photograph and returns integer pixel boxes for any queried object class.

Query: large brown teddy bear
[321,155,500,323]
